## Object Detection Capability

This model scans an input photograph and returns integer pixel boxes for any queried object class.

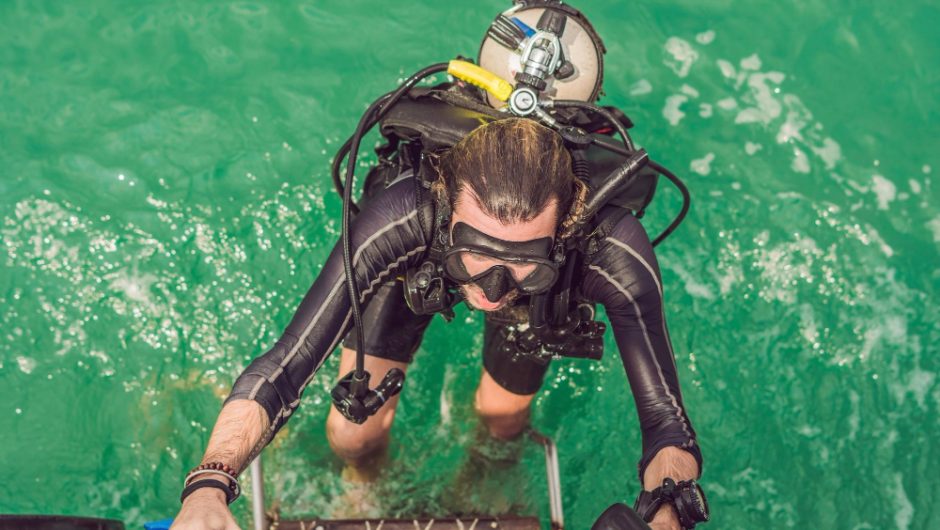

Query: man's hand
[642,446,701,530]
[170,486,240,530]
[647,502,681,530]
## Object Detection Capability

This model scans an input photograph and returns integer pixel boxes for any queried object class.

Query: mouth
[461,284,516,311]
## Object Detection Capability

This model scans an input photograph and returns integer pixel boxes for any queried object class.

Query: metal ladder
[246,431,565,530]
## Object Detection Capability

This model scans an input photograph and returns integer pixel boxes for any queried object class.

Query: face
[450,188,558,311]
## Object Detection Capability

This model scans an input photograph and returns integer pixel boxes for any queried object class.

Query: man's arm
[201,399,270,474]
[171,177,429,528]
[581,212,703,530]
[171,400,269,529]
[643,447,701,529]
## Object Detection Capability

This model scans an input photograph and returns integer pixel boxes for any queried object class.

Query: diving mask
[443,222,559,302]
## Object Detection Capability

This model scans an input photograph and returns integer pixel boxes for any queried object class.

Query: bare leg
[474,368,536,440]
[441,368,537,515]
[326,347,409,482]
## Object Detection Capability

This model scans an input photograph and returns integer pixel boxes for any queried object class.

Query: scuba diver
[171,2,709,530]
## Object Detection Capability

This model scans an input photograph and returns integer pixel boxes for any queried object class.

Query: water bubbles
[717,97,738,110]
[740,53,762,70]
[628,79,652,96]
[16,356,36,374]
[690,153,715,176]
[870,175,897,210]
[695,30,716,45]
[662,94,688,126]
[664,37,699,78]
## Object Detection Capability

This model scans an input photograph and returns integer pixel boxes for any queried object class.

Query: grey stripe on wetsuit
[226,178,702,478]
[580,208,702,477]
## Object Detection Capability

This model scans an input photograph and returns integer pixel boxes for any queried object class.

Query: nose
[476,267,513,302]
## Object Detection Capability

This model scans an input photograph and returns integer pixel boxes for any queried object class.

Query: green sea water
[1,1,938,528]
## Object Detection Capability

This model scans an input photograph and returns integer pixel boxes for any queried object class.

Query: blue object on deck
[143,519,173,530]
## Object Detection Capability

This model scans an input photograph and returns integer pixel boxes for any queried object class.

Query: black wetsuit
[227,175,702,478]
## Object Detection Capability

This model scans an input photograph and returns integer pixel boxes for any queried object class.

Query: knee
[326,408,392,462]
[474,386,532,440]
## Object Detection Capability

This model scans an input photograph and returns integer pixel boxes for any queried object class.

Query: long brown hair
[437,118,578,225]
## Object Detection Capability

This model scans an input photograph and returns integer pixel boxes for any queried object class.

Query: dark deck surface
[275,516,541,530]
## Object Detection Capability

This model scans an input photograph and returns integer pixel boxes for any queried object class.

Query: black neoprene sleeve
[581,208,703,480]
[225,177,430,441]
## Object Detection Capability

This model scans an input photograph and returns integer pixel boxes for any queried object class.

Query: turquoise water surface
[1,1,938,529]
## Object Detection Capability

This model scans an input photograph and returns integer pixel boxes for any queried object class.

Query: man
[171,118,702,530]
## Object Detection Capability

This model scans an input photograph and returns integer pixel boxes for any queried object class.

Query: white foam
[791,147,811,173]
[740,53,762,70]
[680,84,700,98]
[810,138,843,170]
[717,97,738,110]
[735,72,786,125]
[716,59,736,79]
[893,473,914,530]
[440,366,454,427]
[796,424,821,436]
[799,304,819,344]
[671,263,716,299]
[847,391,859,440]
[866,225,895,257]
[745,142,762,155]
[908,179,921,194]
[927,215,940,242]
[629,78,653,96]
[907,368,936,410]
[664,37,698,78]
[871,174,897,210]
[922,164,932,174]
[777,120,802,143]
[699,103,713,118]
[109,272,158,304]
[663,94,689,126]
[776,95,814,146]
[696,30,716,44]
[16,356,36,374]
[691,153,715,176]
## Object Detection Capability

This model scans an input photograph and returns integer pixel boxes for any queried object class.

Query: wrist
[183,462,242,504]
[643,446,699,490]
[189,470,232,487]
[182,483,227,504]
[651,502,679,523]
[635,477,709,529]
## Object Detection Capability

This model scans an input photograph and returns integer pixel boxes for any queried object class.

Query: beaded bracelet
[187,461,238,480]
[183,462,241,503]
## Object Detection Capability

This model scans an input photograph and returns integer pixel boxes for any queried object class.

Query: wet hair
[436,117,578,225]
